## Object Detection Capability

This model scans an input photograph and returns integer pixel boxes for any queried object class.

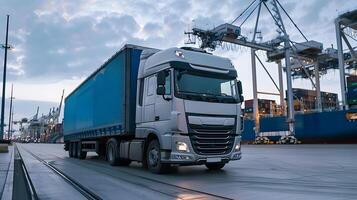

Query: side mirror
[237,80,243,95]
[157,71,166,86]
[237,81,244,103]
[156,86,165,95]
[239,95,244,103]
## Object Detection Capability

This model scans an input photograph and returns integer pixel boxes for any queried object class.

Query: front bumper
[161,133,242,165]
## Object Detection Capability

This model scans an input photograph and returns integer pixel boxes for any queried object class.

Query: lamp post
[7,84,13,140]
[0,15,10,140]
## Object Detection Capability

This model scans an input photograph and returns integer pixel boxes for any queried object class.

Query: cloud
[0,0,355,104]
[0,0,249,82]
[142,22,163,37]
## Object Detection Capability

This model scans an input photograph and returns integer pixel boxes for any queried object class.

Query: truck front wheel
[205,163,225,170]
[146,139,170,174]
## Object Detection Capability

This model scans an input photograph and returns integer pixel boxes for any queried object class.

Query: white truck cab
[136,47,244,172]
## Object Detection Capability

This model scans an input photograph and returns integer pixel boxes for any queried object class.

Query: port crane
[17,90,65,142]
[185,0,340,143]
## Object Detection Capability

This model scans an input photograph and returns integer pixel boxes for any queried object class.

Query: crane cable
[276,0,308,42]
[231,0,258,24]
[240,1,262,27]
[263,1,316,88]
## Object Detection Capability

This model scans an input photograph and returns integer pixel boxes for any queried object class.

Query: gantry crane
[185,0,333,143]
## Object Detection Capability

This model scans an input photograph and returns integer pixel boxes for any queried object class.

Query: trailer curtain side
[63,46,145,140]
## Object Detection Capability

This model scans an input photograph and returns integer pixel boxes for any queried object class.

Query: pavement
[15,143,357,200]
[0,143,9,153]
[0,145,13,200]
[16,144,87,200]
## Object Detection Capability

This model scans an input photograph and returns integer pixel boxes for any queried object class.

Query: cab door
[143,74,156,123]
[155,70,172,122]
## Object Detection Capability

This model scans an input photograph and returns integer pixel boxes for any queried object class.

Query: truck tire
[69,142,74,158]
[73,142,79,158]
[146,139,170,174]
[77,142,87,159]
[106,138,131,166]
[96,142,106,158]
[205,163,225,170]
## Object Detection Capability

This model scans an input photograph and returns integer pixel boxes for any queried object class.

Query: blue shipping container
[63,45,148,140]
[347,88,357,99]
[242,109,357,143]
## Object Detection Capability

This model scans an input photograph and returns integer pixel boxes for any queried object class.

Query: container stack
[347,76,357,106]
[291,88,338,111]
[244,99,277,119]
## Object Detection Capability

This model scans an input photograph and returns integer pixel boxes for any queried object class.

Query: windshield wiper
[178,91,217,97]
[218,96,238,103]
[178,91,220,102]
[178,91,238,103]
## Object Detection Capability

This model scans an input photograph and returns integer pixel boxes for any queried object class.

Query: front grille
[189,124,236,155]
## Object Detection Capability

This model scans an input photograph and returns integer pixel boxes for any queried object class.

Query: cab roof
[138,47,235,78]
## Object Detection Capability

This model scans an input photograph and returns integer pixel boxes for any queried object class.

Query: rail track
[19,145,232,200]
[13,145,37,200]
[19,146,102,200]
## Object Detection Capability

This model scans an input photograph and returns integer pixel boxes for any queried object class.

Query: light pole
[0,15,10,140]
[7,84,13,140]
[10,105,14,140]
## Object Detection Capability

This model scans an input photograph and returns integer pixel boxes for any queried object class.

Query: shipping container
[243,109,357,143]
[347,75,357,83]
[347,77,357,87]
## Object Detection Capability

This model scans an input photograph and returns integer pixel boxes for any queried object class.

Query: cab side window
[164,71,171,95]
[138,79,144,106]
[147,76,155,96]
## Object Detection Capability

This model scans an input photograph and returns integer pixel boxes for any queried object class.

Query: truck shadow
[85,154,229,177]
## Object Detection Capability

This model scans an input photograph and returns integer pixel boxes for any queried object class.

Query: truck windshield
[174,70,239,103]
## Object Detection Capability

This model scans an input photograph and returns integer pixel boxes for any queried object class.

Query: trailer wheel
[73,142,79,158]
[96,142,106,158]
[77,142,87,160]
[106,138,131,166]
[146,139,170,174]
[69,142,74,158]
[205,163,225,170]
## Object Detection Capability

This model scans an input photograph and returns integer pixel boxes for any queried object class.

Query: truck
[63,44,244,173]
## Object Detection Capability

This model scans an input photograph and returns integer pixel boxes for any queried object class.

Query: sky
[0,0,356,121]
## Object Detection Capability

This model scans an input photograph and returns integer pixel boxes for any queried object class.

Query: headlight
[176,141,189,152]
[235,143,241,151]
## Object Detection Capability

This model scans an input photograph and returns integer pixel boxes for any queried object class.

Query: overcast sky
[0,0,356,119]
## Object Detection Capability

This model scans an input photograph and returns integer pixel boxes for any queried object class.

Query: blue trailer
[64,45,146,140]
[63,45,149,159]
